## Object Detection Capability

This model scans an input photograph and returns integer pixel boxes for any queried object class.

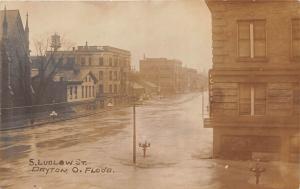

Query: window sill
[236,57,269,63]
[290,57,300,63]
[238,115,266,117]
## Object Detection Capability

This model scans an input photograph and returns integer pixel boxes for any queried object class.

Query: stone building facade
[75,44,131,100]
[205,0,300,162]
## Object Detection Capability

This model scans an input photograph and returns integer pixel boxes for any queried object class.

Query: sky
[3,0,212,72]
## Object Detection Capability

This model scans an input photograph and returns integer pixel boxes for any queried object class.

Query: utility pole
[133,98,136,164]
[201,87,204,118]
[250,159,266,185]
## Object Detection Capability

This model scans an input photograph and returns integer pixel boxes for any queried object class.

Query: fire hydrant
[250,160,266,185]
[139,141,150,158]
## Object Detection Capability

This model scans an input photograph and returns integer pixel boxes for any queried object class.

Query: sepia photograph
[0,0,299,188]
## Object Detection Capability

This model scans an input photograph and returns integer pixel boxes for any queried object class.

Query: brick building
[140,57,182,94]
[205,0,300,161]
[39,42,131,106]
[75,44,131,101]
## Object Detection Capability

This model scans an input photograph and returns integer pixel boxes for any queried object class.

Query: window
[92,86,94,97]
[114,71,118,80]
[99,57,104,66]
[114,57,118,67]
[89,86,91,97]
[99,71,103,80]
[74,86,78,99]
[114,84,118,94]
[292,19,300,59]
[238,20,266,59]
[109,71,112,81]
[69,86,73,99]
[67,57,74,64]
[85,86,88,98]
[109,85,112,93]
[88,57,92,66]
[109,57,113,66]
[81,57,85,65]
[239,83,266,115]
[125,59,129,67]
[99,84,103,94]
[82,86,84,98]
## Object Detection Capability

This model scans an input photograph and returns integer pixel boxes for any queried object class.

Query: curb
[0,106,128,131]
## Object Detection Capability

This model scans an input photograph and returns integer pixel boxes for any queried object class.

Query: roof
[0,10,25,40]
[76,45,130,55]
[140,57,182,65]
[56,69,98,83]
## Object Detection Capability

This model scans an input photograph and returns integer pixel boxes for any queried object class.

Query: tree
[31,33,76,105]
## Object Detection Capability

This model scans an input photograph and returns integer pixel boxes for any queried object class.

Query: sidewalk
[208,159,299,189]
[0,105,128,131]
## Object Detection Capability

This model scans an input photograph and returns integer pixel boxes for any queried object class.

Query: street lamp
[139,141,151,158]
[250,159,266,185]
[132,96,137,164]
[201,87,204,118]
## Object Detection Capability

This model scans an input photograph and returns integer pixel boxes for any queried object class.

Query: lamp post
[250,159,266,185]
[201,87,204,118]
[139,141,150,158]
[133,96,136,164]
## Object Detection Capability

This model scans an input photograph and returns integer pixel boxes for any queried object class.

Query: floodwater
[0,93,298,189]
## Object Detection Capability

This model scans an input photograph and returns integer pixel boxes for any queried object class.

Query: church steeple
[25,12,29,32]
[2,6,8,40]
[25,12,30,54]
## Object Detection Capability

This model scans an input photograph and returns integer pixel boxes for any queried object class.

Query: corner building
[205,0,300,162]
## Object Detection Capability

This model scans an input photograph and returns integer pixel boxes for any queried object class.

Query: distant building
[0,8,31,121]
[36,42,131,106]
[140,57,182,94]
[181,67,203,92]
[205,0,300,162]
[52,69,98,103]
[139,80,159,96]
[131,82,145,99]
[75,43,131,102]
[128,71,159,99]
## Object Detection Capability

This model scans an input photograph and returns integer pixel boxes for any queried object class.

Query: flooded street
[0,93,298,189]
